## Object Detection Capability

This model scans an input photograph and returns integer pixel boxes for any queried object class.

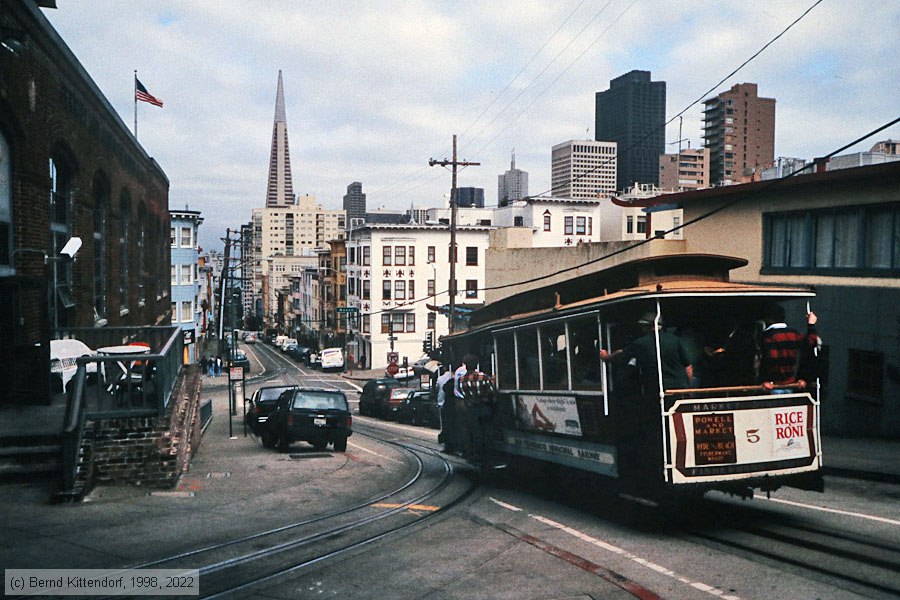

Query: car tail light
[345,416,352,428]
[287,415,294,426]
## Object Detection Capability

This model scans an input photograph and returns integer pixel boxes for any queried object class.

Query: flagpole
[133,70,138,139]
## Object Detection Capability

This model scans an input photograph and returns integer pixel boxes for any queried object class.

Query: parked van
[319,347,344,371]
[281,338,298,352]
[274,335,288,348]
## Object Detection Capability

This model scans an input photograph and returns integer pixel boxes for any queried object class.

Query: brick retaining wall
[79,366,202,490]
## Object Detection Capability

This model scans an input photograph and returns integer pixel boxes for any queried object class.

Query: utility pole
[429,135,479,334]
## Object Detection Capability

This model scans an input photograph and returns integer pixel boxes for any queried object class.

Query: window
[408,246,415,265]
[180,263,192,284]
[383,246,392,265]
[848,349,883,401]
[171,265,177,285]
[516,328,540,390]
[540,321,568,389]
[362,280,370,300]
[395,246,406,266]
[514,216,524,227]
[427,312,436,329]
[570,316,601,391]
[427,246,435,263]
[50,153,75,327]
[172,302,178,321]
[181,301,193,323]
[405,312,416,333]
[170,227,176,247]
[576,216,586,235]
[543,211,551,232]
[427,279,435,297]
[362,246,371,266]
[765,204,900,275]
[394,280,406,300]
[465,280,478,298]
[636,216,647,234]
[382,280,391,300]
[180,226,192,248]
[119,191,131,310]
[92,172,108,320]
[362,314,370,334]
[495,333,516,389]
[564,216,574,235]
[466,246,478,266]
[587,217,593,236]
[626,215,634,234]
[0,130,11,273]
[408,280,415,299]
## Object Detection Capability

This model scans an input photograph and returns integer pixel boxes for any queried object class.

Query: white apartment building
[251,194,346,326]
[551,140,617,199]
[603,183,682,241]
[345,224,491,369]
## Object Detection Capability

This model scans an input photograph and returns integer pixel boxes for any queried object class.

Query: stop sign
[386,362,399,376]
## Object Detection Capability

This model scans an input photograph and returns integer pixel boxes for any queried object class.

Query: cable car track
[115,431,476,599]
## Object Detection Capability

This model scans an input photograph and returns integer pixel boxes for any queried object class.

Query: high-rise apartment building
[551,140,617,199]
[456,187,484,208]
[595,70,666,191]
[498,151,529,206]
[658,147,710,191]
[702,83,775,185]
[343,181,366,224]
[265,71,295,207]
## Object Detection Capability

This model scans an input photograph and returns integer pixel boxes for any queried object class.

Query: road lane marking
[347,440,405,465]
[489,499,741,600]
[758,496,900,525]
[372,502,439,512]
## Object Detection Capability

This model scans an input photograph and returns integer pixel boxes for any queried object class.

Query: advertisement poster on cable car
[513,394,582,436]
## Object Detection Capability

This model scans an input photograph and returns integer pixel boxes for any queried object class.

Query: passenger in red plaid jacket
[760,303,819,391]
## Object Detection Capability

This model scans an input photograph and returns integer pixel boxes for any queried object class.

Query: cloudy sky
[44,1,900,252]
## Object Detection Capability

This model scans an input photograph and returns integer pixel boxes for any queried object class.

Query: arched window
[137,202,146,306]
[543,209,552,232]
[0,129,11,275]
[92,171,109,323]
[119,190,130,312]
[49,151,75,328]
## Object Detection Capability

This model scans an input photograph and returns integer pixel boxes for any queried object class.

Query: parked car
[266,387,352,452]
[319,347,344,371]
[358,377,402,417]
[245,385,296,445]
[230,350,250,373]
[385,387,417,421]
[244,334,257,344]
[286,345,310,362]
[397,389,441,428]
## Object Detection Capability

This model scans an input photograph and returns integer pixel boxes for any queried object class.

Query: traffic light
[423,330,433,353]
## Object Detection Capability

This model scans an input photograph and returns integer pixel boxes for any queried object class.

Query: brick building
[1,1,171,403]
[702,83,775,185]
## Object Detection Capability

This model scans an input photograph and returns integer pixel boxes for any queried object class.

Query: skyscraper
[702,83,775,185]
[265,70,295,207]
[343,181,366,224]
[551,140,617,199]
[456,187,484,208]
[595,70,666,191]
[498,151,529,206]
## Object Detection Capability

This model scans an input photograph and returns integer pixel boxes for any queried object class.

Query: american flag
[135,77,163,107]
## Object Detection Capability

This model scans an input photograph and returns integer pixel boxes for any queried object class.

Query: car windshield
[258,387,291,402]
[291,391,348,411]
[390,388,414,399]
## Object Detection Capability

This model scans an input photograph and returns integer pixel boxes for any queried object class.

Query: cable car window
[540,322,568,390]
[569,316,601,391]
[496,333,516,389]
[516,328,540,390]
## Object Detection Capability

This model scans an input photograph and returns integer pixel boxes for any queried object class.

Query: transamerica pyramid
[265,70,295,207]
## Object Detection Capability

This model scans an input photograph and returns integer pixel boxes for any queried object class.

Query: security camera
[59,237,82,259]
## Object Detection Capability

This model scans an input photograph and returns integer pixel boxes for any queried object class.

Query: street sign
[387,352,399,364]
[386,363,399,376]
[336,306,358,313]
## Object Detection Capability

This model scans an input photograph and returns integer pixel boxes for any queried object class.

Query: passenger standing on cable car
[759,304,819,393]
[599,311,693,483]
[456,353,498,466]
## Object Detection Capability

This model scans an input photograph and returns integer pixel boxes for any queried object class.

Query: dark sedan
[266,388,352,452]
[230,350,250,373]
[245,385,296,446]
[397,389,441,428]
[358,377,402,417]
